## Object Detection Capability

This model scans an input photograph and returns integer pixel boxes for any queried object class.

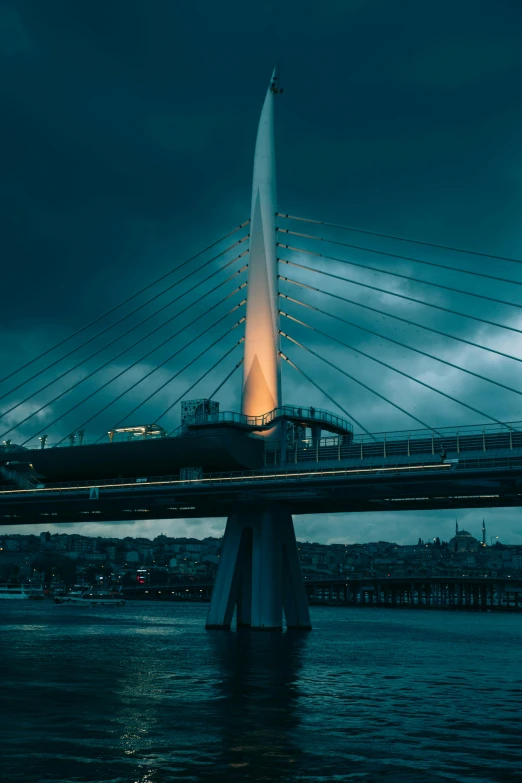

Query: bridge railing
[352,419,521,443]
[13,417,521,452]
[14,406,353,449]
[0,460,451,494]
[7,452,522,496]
[265,420,522,464]
[4,452,522,497]
[177,405,354,434]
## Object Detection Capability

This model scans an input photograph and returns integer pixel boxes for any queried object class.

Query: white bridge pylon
[241,68,281,419]
[205,505,312,631]
[206,70,312,631]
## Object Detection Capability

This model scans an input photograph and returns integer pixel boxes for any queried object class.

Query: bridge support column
[206,504,312,631]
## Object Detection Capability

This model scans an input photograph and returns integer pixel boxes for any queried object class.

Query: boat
[26,587,45,600]
[54,587,125,606]
[0,584,30,599]
[53,587,86,604]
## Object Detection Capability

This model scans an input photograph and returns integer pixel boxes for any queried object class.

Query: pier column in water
[206,504,311,631]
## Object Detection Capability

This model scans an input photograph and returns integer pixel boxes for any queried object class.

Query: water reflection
[205,629,309,780]
[3,603,522,782]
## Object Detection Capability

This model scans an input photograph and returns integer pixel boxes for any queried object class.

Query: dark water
[1,602,521,782]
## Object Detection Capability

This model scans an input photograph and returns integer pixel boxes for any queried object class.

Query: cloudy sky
[1,0,522,544]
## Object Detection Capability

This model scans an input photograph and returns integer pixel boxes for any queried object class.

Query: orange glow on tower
[242,69,281,420]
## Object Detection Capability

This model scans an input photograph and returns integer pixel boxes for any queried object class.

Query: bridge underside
[2,460,522,525]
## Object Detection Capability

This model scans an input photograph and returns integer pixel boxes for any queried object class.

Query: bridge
[122,577,522,613]
[2,67,522,631]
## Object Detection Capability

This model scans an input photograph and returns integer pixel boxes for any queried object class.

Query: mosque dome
[449,529,479,553]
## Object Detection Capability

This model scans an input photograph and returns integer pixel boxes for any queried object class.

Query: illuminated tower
[241,68,281,418]
[482,519,486,546]
[205,70,311,632]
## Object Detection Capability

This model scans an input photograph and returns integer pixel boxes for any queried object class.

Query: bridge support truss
[205,504,312,631]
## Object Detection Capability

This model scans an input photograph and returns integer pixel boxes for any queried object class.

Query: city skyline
[0,518,503,547]
[2,508,516,546]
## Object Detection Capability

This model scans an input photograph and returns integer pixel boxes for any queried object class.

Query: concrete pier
[205,504,311,631]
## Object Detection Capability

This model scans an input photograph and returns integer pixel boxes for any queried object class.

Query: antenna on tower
[270,61,284,94]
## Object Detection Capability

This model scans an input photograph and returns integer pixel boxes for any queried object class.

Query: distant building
[50,535,67,551]
[449,522,480,553]
[70,536,96,553]
[85,552,106,563]
[106,546,116,561]
[40,531,51,548]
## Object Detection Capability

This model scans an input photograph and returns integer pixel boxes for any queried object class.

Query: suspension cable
[21,301,246,448]
[279,286,522,368]
[205,358,244,406]
[278,228,522,287]
[276,213,522,266]
[280,301,522,400]
[0,221,249,386]
[278,244,522,311]
[281,334,435,431]
[279,352,375,438]
[0,236,249,403]
[157,346,244,426]
[0,258,248,422]
[278,260,522,336]
[280,328,511,430]
[103,325,246,438]
[2,278,247,440]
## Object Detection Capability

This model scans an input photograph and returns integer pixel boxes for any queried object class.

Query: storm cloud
[2,0,522,543]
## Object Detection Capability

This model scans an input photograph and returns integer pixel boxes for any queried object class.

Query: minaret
[482,519,486,546]
[456,519,459,535]
[241,68,281,418]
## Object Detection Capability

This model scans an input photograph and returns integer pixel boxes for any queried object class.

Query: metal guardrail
[0,460,462,496]
[265,426,522,464]
[175,405,354,434]
[8,417,522,453]
[13,405,354,450]
[5,431,166,450]
[3,453,522,498]
[351,419,521,443]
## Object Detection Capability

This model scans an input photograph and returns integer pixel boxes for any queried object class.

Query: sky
[1,0,522,544]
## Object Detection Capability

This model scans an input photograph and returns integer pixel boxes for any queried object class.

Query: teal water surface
[1,601,520,782]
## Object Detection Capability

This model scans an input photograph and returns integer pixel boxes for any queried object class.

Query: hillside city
[1,521,521,588]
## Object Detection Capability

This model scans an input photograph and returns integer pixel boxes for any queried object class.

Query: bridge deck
[2,447,522,523]
[2,419,522,524]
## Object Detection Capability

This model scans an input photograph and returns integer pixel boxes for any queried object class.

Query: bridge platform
[179,405,354,438]
[1,419,522,524]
